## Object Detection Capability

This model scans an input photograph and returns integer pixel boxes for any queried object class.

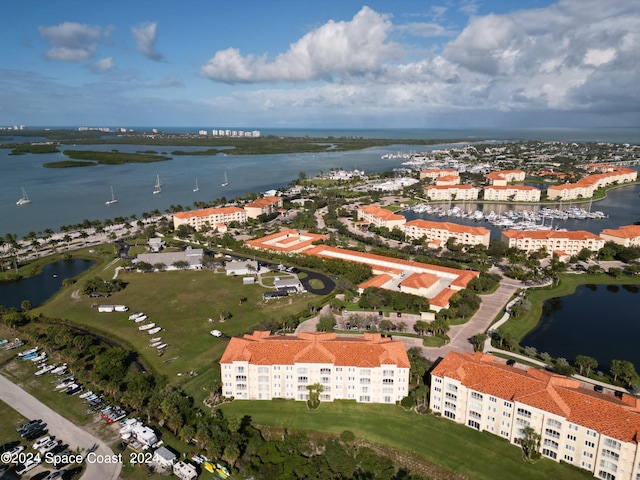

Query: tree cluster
[358,287,430,313]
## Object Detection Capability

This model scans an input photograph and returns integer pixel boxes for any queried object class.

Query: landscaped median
[219,400,592,480]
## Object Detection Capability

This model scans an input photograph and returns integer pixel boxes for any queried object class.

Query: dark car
[24,427,48,441]
[17,419,42,433]
[20,422,47,438]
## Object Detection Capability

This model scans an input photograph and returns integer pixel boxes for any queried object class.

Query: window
[383,370,394,377]
[273,366,280,371]
[298,376,308,383]
[602,450,619,461]
[603,438,621,451]
[587,430,597,438]
[504,401,512,408]
[581,462,592,470]
[502,412,511,418]
[236,366,245,373]
[321,377,330,384]
[471,391,483,401]
[434,377,442,383]
[383,396,392,403]
[361,387,369,393]
[445,401,456,411]
[585,441,595,449]
[297,367,308,374]
[258,375,269,383]
[543,439,559,450]
[237,384,247,391]
[434,386,442,392]
[444,410,456,420]
[335,367,342,372]
[446,392,457,401]
[542,449,558,460]
[236,375,247,382]
[547,418,562,429]
[446,383,458,392]
[383,387,394,394]
[470,411,481,420]
[598,469,616,479]
[468,420,480,430]
[564,455,574,463]
[583,451,594,459]
[360,378,371,384]
[258,384,269,391]
[516,418,530,427]
[489,396,497,403]
[258,366,269,374]
[545,429,560,439]
[382,378,394,384]
[568,423,578,431]
[359,395,371,402]
[567,434,576,442]
[320,368,331,374]
[517,408,532,418]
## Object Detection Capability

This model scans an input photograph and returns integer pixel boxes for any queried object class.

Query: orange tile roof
[421,168,458,174]
[484,185,540,191]
[502,230,603,241]
[432,352,640,443]
[405,219,490,236]
[437,175,460,182]
[548,167,636,192]
[600,225,640,239]
[173,206,244,219]
[245,196,281,209]
[429,288,456,308]
[246,229,328,252]
[426,185,477,190]
[359,273,393,290]
[401,272,439,290]
[220,331,410,368]
[360,205,405,222]
[484,170,525,180]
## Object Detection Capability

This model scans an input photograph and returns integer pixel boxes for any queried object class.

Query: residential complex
[219,331,410,403]
[599,225,640,247]
[483,185,541,202]
[246,229,328,253]
[430,352,640,480]
[547,167,637,201]
[424,185,480,201]
[357,205,406,229]
[173,206,247,231]
[484,169,526,186]
[435,175,461,186]
[404,219,491,248]
[420,168,459,181]
[244,196,284,219]
[501,229,605,257]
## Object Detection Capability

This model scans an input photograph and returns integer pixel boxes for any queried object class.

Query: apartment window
[321,377,330,384]
[273,375,280,380]
[470,401,482,411]
[489,396,497,403]
[565,445,575,452]
[258,384,269,391]
[516,418,530,427]
[236,375,247,382]
[383,387,394,394]
[599,466,617,477]
[583,451,594,459]
[258,366,269,374]
[445,401,456,411]
[542,449,558,460]
[237,384,247,391]
[382,378,394,384]
[286,366,292,371]
[297,367,308,375]
[581,462,593,470]
[487,416,496,423]
[273,366,280,371]
[320,368,331,374]
[503,401,512,408]
[468,420,480,430]
[585,441,596,449]
[564,455,574,463]
[359,395,371,402]
[469,411,481,420]
[236,366,245,373]
[446,383,458,392]
[545,429,560,439]
[547,418,562,429]
[434,386,442,392]
[602,450,620,461]
[348,367,355,372]
[502,412,511,418]
[298,376,308,383]
[446,392,457,401]
[434,377,442,383]
[587,430,597,438]
[568,423,578,431]
[543,439,559,450]
[567,434,576,442]
[383,370,394,377]
[517,408,532,418]
[444,410,456,420]
[361,387,369,393]
[360,378,371,385]
[223,365,231,370]
[297,385,307,392]
[335,367,342,372]
[348,376,355,382]
[500,431,510,438]
[603,439,621,451]
[383,396,392,403]
[471,392,483,401]
[286,375,293,380]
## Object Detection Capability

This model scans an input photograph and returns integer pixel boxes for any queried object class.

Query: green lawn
[34,268,315,398]
[219,401,592,480]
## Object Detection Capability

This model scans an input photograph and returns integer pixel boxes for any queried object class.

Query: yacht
[105,186,118,205]
[221,171,229,187]
[16,187,31,205]
[193,178,199,192]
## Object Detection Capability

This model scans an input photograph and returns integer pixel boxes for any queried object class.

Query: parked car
[24,427,48,441]
[44,471,65,480]
[39,439,61,455]
[15,456,42,475]
[33,435,53,450]
[16,419,42,433]
[50,450,72,469]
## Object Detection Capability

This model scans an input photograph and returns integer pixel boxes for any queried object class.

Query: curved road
[0,374,121,480]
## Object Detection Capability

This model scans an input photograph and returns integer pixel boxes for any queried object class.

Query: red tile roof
[432,352,640,443]
[601,225,640,239]
[220,331,410,368]
[360,205,405,222]
[245,196,282,209]
[405,219,490,236]
[173,206,244,219]
[502,230,603,241]
[359,273,393,290]
[401,272,439,290]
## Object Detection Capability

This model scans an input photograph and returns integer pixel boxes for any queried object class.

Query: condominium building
[483,185,541,202]
[501,230,605,256]
[173,206,247,231]
[244,196,284,219]
[404,219,491,248]
[547,168,637,201]
[435,175,461,186]
[430,352,640,480]
[357,205,406,229]
[600,225,640,247]
[420,168,458,181]
[424,185,480,201]
[220,331,410,403]
[484,169,526,186]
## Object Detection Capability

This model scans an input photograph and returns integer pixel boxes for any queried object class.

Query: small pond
[522,283,640,371]
[0,258,95,310]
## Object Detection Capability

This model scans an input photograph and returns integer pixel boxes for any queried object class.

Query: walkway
[0,374,121,480]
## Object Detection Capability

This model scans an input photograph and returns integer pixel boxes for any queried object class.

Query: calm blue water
[0,258,94,309]
[522,284,640,371]
[0,128,638,238]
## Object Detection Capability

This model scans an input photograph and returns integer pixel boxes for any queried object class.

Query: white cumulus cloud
[200,6,399,83]
[90,57,115,73]
[132,22,164,61]
[38,22,104,62]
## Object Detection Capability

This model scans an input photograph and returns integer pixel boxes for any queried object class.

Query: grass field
[34,266,316,400]
[219,401,592,480]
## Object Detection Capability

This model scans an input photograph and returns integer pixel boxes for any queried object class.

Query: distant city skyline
[2,0,639,129]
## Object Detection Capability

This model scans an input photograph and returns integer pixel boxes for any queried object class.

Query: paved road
[0,374,121,480]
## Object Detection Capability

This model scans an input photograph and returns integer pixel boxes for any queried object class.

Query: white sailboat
[16,187,31,205]
[193,178,199,192]
[105,186,118,205]
[153,174,162,194]
[221,171,229,187]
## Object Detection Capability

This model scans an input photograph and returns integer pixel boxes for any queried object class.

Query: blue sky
[1,0,639,129]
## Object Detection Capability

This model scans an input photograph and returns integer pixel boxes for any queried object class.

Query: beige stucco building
[483,185,541,202]
[431,352,640,480]
[420,168,458,181]
[220,331,410,403]
[600,225,640,247]
[547,168,637,201]
[424,185,480,201]
[484,169,526,186]
[404,219,491,248]
[501,229,605,256]
[244,196,284,219]
[357,205,406,229]
[173,206,247,231]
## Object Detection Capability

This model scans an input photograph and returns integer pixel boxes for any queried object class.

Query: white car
[33,435,53,450]
[15,456,42,475]
[39,439,60,455]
